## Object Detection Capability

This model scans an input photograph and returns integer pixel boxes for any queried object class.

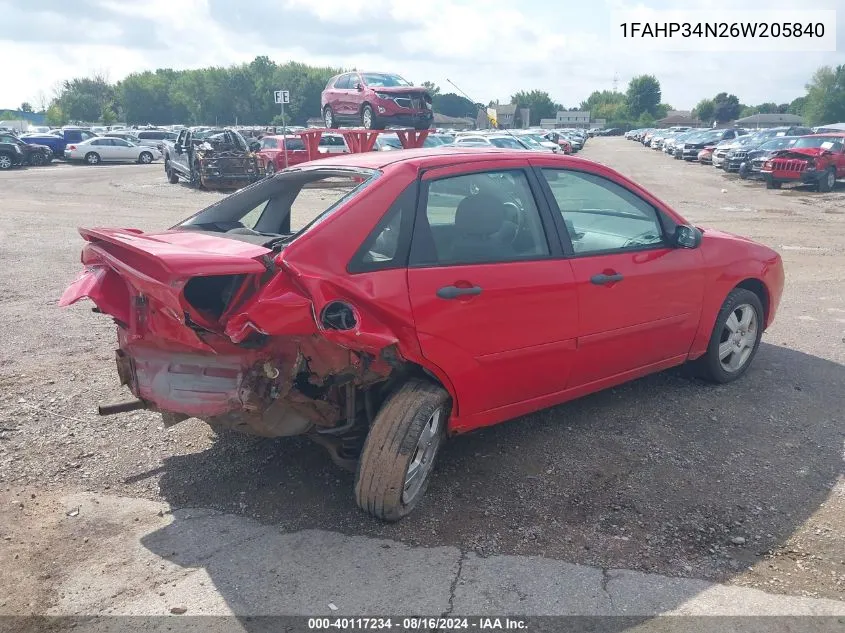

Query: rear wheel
[0,152,13,170]
[355,380,450,521]
[817,167,836,193]
[694,288,764,384]
[85,152,100,165]
[165,160,179,183]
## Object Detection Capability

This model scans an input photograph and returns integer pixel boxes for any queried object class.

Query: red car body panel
[61,148,785,436]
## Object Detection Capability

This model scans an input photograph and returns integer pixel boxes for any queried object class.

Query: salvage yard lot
[1,138,844,614]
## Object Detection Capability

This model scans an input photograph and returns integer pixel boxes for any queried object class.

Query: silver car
[64,137,162,165]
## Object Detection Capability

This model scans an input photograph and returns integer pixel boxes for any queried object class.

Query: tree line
[21,57,845,129]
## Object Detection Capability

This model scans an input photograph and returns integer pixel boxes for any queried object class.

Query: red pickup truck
[761,133,845,192]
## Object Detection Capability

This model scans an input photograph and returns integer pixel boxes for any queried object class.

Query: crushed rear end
[59,195,395,451]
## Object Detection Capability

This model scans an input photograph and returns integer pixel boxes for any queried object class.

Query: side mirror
[674,224,702,249]
[356,83,364,91]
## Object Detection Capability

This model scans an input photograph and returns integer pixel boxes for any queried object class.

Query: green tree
[19,102,33,113]
[433,93,477,118]
[45,103,65,126]
[712,93,741,122]
[788,96,807,116]
[803,64,845,126]
[626,75,661,118]
[422,81,441,96]
[510,90,557,125]
[693,98,715,123]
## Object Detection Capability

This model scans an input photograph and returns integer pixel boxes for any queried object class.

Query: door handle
[590,273,624,285]
[436,285,483,299]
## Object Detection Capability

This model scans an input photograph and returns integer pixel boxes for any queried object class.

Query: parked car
[0,132,52,167]
[452,134,530,150]
[258,133,349,173]
[322,71,433,130]
[19,128,98,157]
[697,146,715,164]
[543,131,573,153]
[136,129,179,152]
[163,127,261,188]
[735,136,799,179]
[711,134,753,169]
[64,137,161,164]
[761,133,845,192]
[104,132,142,144]
[61,147,784,521]
[509,131,561,153]
[679,129,747,161]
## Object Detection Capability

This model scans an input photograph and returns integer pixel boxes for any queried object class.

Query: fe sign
[274,90,290,105]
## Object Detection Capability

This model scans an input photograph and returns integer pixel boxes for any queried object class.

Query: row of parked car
[0,125,174,170]
[626,125,845,192]
[254,127,589,174]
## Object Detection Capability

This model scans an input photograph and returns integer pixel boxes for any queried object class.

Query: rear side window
[334,74,351,89]
[349,183,417,273]
[411,170,550,266]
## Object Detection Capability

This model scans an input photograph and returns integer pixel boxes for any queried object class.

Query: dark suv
[321,71,433,130]
[0,132,52,169]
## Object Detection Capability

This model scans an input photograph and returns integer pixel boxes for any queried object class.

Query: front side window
[412,170,550,266]
[541,169,666,255]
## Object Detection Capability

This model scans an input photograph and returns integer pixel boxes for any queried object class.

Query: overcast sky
[1,0,842,112]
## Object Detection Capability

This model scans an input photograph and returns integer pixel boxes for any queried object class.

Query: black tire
[694,288,765,384]
[0,152,13,170]
[355,380,450,521]
[138,151,153,164]
[29,152,46,166]
[264,160,275,176]
[165,161,179,183]
[85,152,100,165]
[323,106,335,129]
[738,163,750,179]
[817,167,836,193]
[190,160,203,188]
[361,104,383,130]
[765,177,781,189]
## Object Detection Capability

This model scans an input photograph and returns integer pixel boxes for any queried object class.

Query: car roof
[805,132,845,138]
[305,146,592,171]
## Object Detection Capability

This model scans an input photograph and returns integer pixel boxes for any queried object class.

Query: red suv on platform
[321,71,433,131]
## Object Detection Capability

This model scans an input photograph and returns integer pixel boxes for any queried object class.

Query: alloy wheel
[718,304,758,373]
[401,408,442,505]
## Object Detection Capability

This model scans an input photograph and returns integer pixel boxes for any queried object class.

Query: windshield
[516,135,543,148]
[489,137,527,149]
[792,136,842,149]
[362,73,412,87]
[759,137,797,150]
[176,168,380,247]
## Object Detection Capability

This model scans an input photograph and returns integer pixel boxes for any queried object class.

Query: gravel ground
[1,142,843,611]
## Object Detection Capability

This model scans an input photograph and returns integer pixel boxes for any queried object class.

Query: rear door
[534,164,705,386]
[406,162,579,416]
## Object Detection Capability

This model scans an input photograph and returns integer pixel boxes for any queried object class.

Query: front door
[406,164,579,416]
[535,166,704,386]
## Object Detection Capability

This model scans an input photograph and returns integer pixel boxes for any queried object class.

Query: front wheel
[0,152,13,170]
[361,104,383,130]
[817,167,836,193]
[738,163,750,179]
[165,161,179,183]
[355,380,450,521]
[323,106,335,129]
[138,151,153,164]
[694,288,764,384]
[264,160,275,176]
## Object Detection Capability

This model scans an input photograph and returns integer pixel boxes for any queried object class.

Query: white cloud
[0,0,842,112]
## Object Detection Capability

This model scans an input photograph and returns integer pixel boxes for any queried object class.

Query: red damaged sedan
[61,148,784,521]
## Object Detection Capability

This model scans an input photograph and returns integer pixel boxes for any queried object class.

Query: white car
[452,134,530,150]
[64,137,162,165]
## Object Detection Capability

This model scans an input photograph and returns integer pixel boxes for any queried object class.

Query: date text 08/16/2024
[307,617,528,630]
